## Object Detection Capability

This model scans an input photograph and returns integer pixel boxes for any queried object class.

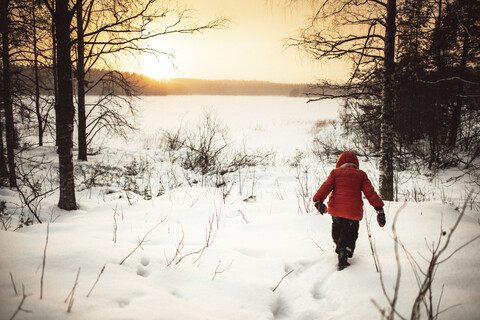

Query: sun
[139,54,179,81]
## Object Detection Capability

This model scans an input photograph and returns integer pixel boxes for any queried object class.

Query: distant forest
[131,76,311,97]
[14,66,311,97]
[90,70,312,97]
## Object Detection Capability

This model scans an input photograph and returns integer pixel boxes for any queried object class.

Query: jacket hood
[336,151,359,168]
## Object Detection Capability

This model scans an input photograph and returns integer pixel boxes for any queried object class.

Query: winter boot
[338,250,350,271]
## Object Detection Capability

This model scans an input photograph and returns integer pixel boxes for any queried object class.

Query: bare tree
[445,0,477,149]
[380,0,396,201]
[42,0,77,210]
[276,0,399,200]
[73,0,228,161]
[0,0,19,187]
[13,0,56,147]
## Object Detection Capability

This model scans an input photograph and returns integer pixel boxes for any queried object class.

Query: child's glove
[375,207,386,227]
[314,201,326,214]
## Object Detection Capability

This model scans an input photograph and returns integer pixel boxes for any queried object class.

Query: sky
[131,0,350,84]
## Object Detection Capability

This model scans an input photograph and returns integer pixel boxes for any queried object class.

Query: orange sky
[133,0,349,84]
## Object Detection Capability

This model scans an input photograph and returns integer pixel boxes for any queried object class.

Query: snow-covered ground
[1,96,479,320]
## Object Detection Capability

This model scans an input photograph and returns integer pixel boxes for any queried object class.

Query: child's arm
[362,174,386,227]
[361,174,384,208]
[313,170,335,203]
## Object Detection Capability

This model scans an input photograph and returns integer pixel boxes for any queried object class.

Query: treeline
[294,0,479,194]
[14,66,311,96]
[0,0,228,210]
[346,0,480,170]
[134,77,310,97]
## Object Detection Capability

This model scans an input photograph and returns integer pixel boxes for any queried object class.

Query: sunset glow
[129,0,349,84]
[139,54,179,81]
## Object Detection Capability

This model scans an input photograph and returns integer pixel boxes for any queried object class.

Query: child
[312,151,385,270]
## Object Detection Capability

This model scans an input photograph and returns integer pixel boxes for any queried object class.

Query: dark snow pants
[331,216,359,258]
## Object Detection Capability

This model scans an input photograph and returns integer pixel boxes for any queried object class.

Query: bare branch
[86,264,106,298]
[272,269,294,292]
[9,272,18,296]
[212,259,234,280]
[65,268,81,313]
[40,223,49,299]
[120,220,164,265]
[9,284,32,320]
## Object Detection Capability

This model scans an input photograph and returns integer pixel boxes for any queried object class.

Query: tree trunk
[76,0,87,161]
[51,14,58,147]
[447,0,471,149]
[0,0,17,188]
[379,0,396,201]
[54,0,77,210]
[0,94,7,180]
[32,0,43,146]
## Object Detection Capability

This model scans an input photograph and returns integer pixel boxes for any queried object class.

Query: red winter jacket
[312,151,384,221]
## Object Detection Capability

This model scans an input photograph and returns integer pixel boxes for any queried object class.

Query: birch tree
[284,0,398,200]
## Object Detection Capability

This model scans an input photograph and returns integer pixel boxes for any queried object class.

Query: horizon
[134,73,316,86]
[120,0,350,84]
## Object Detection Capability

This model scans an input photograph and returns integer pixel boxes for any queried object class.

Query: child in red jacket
[313,151,385,270]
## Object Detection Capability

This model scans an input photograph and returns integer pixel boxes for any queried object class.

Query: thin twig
[9,284,32,320]
[113,206,118,244]
[86,264,106,297]
[237,210,249,224]
[65,268,81,313]
[176,212,217,265]
[166,222,185,266]
[120,221,164,265]
[375,203,408,320]
[212,259,234,280]
[308,234,325,252]
[272,269,294,292]
[40,223,49,299]
[410,192,474,319]
[9,272,18,296]
[365,211,379,272]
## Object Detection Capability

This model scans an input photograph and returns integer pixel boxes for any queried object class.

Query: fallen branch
[86,264,106,298]
[120,221,164,265]
[272,269,294,292]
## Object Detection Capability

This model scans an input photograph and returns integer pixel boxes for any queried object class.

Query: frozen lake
[108,95,342,157]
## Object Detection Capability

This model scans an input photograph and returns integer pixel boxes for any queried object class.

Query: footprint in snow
[140,256,150,266]
[311,282,323,300]
[271,296,289,319]
[284,258,320,276]
[137,256,151,277]
[116,297,130,308]
[309,263,337,300]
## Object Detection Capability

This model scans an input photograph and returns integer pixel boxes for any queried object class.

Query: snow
[1,95,479,320]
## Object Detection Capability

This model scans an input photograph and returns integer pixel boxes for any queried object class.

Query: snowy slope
[1,96,479,319]
[1,182,479,320]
